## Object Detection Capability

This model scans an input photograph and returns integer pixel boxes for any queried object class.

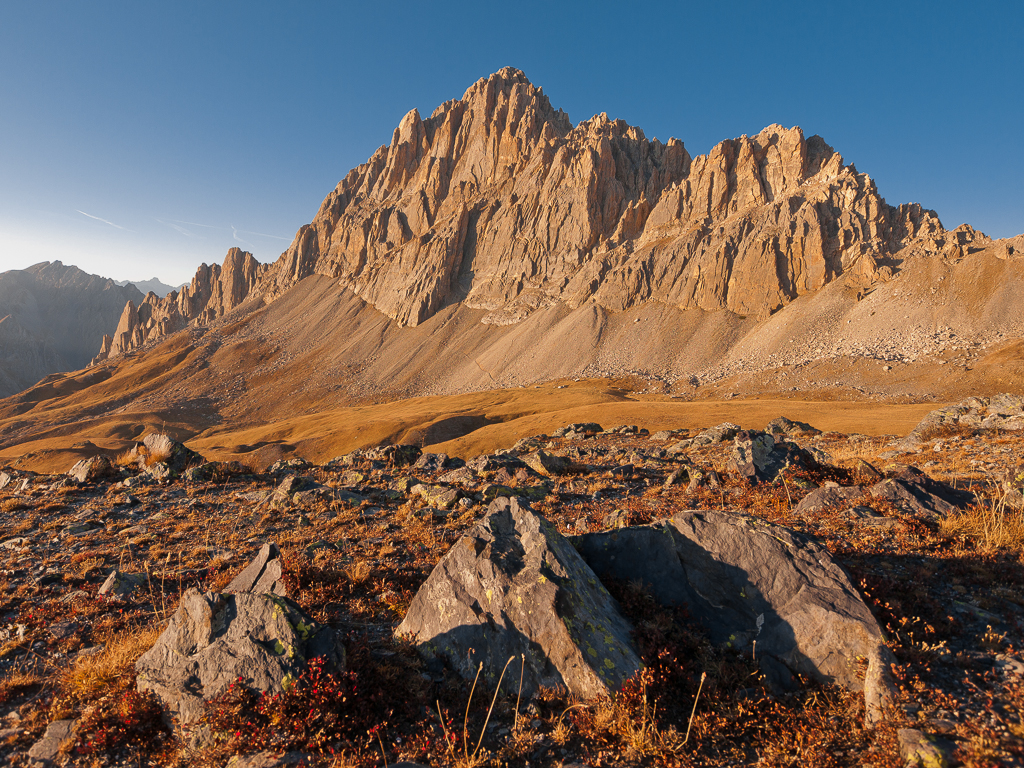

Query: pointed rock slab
[225,542,286,596]
[27,718,77,765]
[136,589,343,730]
[571,509,895,724]
[397,497,641,699]
[867,466,973,521]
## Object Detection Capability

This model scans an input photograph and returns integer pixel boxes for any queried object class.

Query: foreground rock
[572,509,895,723]
[136,589,343,729]
[397,497,641,699]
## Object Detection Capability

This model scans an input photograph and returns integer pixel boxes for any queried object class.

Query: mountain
[114,277,182,298]
[98,67,997,362]
[2,68,1023,471]
[0,261,144,398]
[94,248,265,363]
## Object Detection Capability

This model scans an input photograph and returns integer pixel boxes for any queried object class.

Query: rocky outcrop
[93,248,265,363]
[900,393,1024,447]
[94,68,991,361]
[0,261,143,396]
[136,588,344,730]
[397,496,642,699]
[572,509,895,723]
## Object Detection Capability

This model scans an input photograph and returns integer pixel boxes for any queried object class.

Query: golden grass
[0,669,43,702]
[345,559,372,585]
[60,625,162,705]
[941,498,1024,551]
[0,498,26,513]
[114,449,138,467]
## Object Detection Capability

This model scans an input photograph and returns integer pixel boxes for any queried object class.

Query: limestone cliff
[93,248,266,363]
[97,67,989,359]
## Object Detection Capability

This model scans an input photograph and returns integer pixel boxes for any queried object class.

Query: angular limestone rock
[397,497,641,699]
[225,542,286,596]
[27,718,77,765]
[98,569,148,598]
[572,509,895,723]
[136,589,343,727]
[68,455,117,484]
[868,466,973,521]
[729,430,812,483]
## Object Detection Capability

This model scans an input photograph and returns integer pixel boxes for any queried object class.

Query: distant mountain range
[113,277,185,298]
[0,261,143,398]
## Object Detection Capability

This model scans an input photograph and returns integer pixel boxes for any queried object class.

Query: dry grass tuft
[941,498,1024,551]
[60,625,162,705]
[345,558,372,585]
[114,449,138,468]
[0,669,43,703]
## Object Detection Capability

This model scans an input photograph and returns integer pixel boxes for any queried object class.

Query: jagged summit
[96,68,991,363]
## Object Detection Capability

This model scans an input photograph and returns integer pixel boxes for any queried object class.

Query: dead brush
[345,558,372,585]
[0,668,43,703]
[0,498,26,513]
[59,624,162,705]
[940,488,1024,551]
[114,449,140,468]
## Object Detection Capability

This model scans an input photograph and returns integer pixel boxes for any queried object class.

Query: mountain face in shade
[114,277,183,298]
[97,67,991,363]
[0,261,143,397]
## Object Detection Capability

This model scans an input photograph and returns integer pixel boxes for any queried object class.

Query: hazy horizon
[1,1,1021,286]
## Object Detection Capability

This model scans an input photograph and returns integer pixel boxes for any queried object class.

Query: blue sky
[1,1,1021,285]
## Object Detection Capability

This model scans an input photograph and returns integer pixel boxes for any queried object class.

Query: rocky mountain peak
[92,248,266,364]
[95,68,994,360]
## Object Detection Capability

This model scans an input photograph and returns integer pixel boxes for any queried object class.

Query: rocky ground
[0,398,1023,767]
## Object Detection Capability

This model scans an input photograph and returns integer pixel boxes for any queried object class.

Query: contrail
[76,210,129,231]
[231,226,255,250]
[238,229,290,241]
[156,219,198,237]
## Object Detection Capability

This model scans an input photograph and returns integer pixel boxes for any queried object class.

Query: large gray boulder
[136,589,343,728]
[397,497,641,699]
[571,509,895,723]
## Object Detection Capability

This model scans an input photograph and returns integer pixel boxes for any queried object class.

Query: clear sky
[1,1,1021,286]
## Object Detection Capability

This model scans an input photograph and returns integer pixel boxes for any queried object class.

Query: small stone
[897,728,956,768]
[27,718,77,764]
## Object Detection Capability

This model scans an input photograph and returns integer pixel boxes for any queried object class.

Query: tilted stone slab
[572,509,895,723]
[397,497,641,699]
[225,542,286,596]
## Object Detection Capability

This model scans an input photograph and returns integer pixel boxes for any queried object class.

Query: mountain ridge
[95,67,999,364]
